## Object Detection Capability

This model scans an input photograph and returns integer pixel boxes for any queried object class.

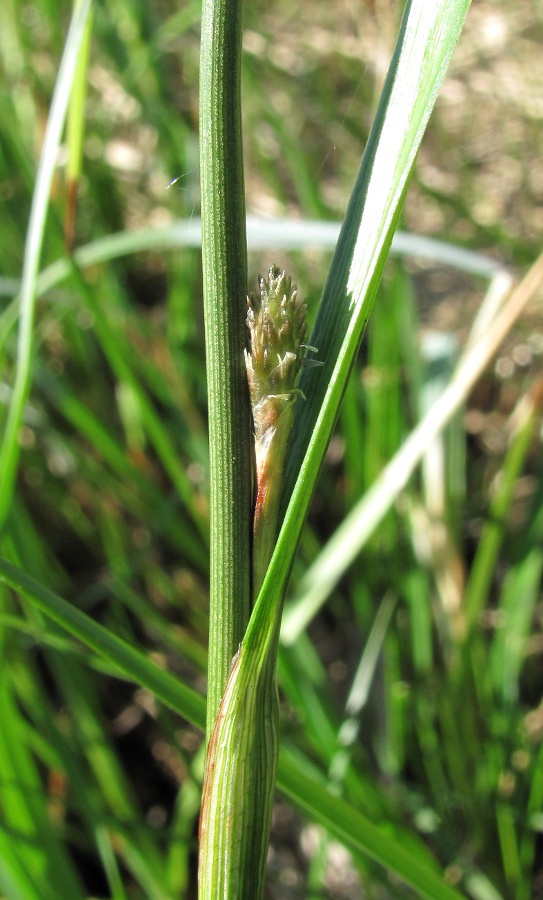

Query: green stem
[199,0,252,737]
[199,268,308,897]
[198,634,280,899]
[199,280,298,895]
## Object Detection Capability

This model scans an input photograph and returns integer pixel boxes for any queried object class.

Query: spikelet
[244,266,307,588]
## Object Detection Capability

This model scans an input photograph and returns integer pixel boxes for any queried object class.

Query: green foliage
[0,1,542,898]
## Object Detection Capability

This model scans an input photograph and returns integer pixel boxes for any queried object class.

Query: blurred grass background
[1,1,543,898]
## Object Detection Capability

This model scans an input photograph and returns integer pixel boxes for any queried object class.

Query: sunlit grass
[0,1,542,898]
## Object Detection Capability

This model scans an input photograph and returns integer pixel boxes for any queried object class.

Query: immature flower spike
[245,265,307,428]
[245,266,309,593]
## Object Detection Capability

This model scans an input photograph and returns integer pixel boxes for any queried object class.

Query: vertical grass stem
[199,0,252,737]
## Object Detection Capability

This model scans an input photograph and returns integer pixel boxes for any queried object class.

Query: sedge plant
[5,0,542,898]
[197,0,471,897]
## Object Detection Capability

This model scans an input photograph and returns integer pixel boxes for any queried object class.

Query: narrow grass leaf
[0,220,503,357]
[64,5,94,250]
[0,673,85,900]
[281,257,541,642]
[0,0,93,531]
[0,557,466,896]
[464,386,543,633]
[278,748,464,900]
[0,556,207,729]
[253,1,472,646]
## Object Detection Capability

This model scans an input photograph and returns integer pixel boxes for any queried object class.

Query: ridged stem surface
[199,0,252,736]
